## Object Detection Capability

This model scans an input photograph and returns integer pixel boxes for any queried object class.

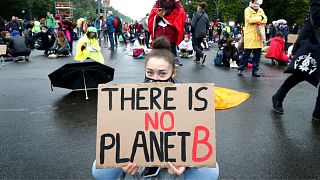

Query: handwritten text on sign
[96,83,215,168]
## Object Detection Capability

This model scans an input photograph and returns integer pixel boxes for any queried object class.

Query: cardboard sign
[0,45,7,55]
[96,83,216,168]
[288,34,298,43]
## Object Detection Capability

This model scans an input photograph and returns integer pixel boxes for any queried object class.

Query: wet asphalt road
[0,42,319,179]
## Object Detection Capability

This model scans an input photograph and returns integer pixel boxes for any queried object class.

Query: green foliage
[181,0,310,25]
[0,0,131,22]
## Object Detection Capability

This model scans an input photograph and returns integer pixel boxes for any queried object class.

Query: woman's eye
[147,71,154,75]
[160,72,167,76]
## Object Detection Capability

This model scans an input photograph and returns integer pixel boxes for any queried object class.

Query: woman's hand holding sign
[121,162,139,175]
[168,162,186,175]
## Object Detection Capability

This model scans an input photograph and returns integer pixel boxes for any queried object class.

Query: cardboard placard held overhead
[96,83,216,168]
[288,34,298,43]
[0,45,7,55]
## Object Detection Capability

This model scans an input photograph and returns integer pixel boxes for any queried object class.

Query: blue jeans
[108,32,115,49]
[238,48,261,73]
[92,160,219,180]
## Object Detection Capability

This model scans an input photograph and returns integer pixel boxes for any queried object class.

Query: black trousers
[7,48,31,57]
[115,30,127,46]
[238,48,261,73]
[170,43,177,58]
[274,73,320,116]
[192,37,204,61]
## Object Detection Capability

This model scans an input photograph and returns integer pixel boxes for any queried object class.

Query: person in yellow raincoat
[237,0,267,77]
[74,27,104,64]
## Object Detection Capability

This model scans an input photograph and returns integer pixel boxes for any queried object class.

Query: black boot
[252,71,261,77]
[313,100,320,121]
[272,95,284,114]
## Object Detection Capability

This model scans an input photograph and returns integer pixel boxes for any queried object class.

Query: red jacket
[148,1,186,45]
[265,36,289,62]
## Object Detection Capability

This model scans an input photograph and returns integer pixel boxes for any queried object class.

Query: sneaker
[272,95,284,114]
[237,70,243,76]
[175,58,183,66]
[201,54,207,64]
[252,72,261,77]
[13,57,19,62]
[48,54,58,59]
[25,56,29,61]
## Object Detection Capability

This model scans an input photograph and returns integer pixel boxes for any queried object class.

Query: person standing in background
[237,0,267,77]
[94,13,105,46]
[114,16,127,46]
[45,12,55,33]
[142,13,150,48]
[106,11,115,50]
[191,2,209,65]
[148,0,186,66]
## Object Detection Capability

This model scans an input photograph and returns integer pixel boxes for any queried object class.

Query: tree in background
[0,0,131,22]
[180,0,310,26]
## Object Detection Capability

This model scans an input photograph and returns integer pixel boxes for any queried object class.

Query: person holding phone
[92,37,220,179]
[148,0,186,66]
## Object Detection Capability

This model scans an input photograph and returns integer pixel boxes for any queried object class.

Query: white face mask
[256,0,263,5]
[42,30,47,33]
[184,38,189,41]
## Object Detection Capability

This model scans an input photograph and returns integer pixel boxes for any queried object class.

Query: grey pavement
[0,42,319,179]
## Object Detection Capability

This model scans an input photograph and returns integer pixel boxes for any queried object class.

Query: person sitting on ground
[92,37,220,179]
[218,36,227,49]
[74,27,104,64]
[222,38,239,68]
[7,30,31,61]
[48,31,70,58]
[32,25,55,55]
[178,34,193,58]
[265,32,290,65]
[131,33,151,58]
[91,37,251,180]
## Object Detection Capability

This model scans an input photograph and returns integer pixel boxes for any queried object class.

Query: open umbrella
[48,61,115,99]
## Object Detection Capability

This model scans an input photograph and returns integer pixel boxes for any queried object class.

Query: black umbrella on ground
[48,61,115,100]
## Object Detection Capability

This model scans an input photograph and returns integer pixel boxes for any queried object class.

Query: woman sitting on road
[48,31,70,58]
[265,32,290,65]
[131,33,150,59]
[222,38,239,68]
[91,37,251,179]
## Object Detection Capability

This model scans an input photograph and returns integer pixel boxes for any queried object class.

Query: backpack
[113,18,118,28]
[214,49,223,66]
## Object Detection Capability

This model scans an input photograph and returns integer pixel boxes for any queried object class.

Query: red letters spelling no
[145,111,175,131]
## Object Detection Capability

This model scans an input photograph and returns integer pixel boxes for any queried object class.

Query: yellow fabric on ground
[215,87,250,110]
[74,35,104,64]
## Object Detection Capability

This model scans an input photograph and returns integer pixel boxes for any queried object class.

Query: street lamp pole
[98,0,101,14]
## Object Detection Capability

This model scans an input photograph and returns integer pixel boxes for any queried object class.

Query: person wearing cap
[7,30,31,61]
[74,27,104,64]
[106,11,115,50]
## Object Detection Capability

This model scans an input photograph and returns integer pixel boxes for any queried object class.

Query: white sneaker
[48,54,58,59]
[233,61,238,68]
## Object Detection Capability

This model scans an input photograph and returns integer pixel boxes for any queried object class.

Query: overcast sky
[110,0,156,20]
